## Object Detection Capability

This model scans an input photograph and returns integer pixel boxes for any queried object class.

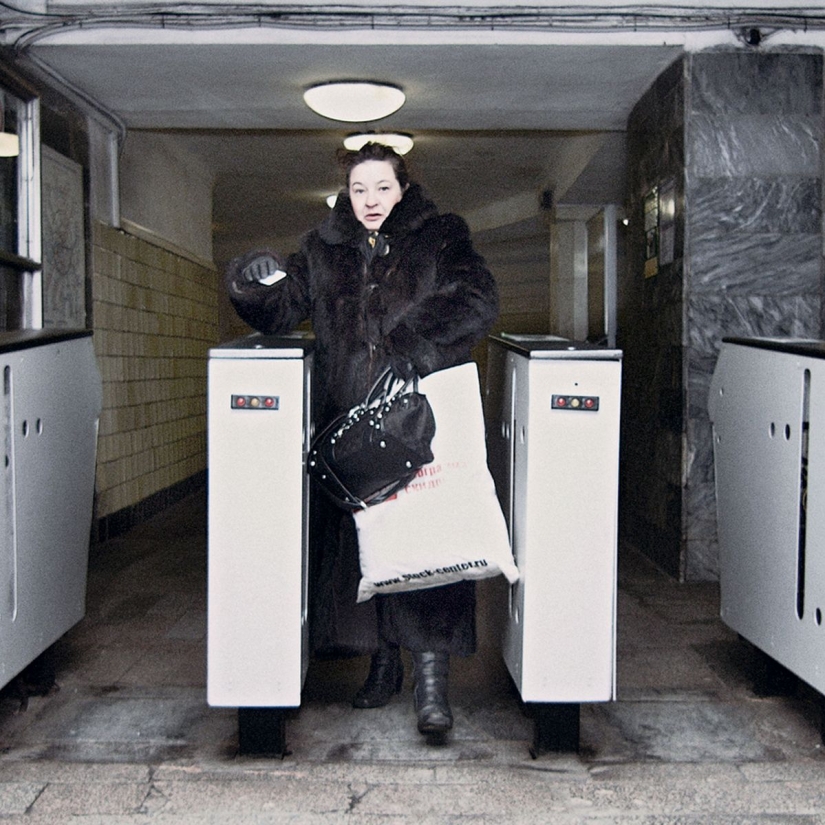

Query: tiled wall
[91,221,220,526]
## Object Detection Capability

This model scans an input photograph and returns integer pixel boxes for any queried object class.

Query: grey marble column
[685,50,823,579]
[620,49,823,581]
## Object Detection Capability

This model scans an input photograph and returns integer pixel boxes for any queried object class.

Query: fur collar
[318,183,439,247]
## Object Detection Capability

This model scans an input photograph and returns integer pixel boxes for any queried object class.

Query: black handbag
[308,369,436,511]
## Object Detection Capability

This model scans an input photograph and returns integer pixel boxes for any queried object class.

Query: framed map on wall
[41,145,86,329]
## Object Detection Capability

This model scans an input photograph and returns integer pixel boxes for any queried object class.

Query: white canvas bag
[353,361,519,602]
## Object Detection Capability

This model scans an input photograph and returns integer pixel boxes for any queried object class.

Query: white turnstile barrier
[485,334,622,753]
[207,334,313,756]
[0,329,101,691]
[208,331,620,755]
[710,337,825,702]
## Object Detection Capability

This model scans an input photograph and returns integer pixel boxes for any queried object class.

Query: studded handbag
[308,369,436,511]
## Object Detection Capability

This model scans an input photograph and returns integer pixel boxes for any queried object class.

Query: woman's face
[348,160,405,231]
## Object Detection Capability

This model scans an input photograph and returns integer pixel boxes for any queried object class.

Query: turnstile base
[742,637,798,698]
[737,637,825,747]
[529,702,580,756]
[238,708,288,758]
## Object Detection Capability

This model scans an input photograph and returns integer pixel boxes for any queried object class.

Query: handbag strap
[366,367,418,408]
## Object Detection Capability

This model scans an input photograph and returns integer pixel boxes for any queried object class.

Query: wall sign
[643,179,676,279]
[643,186,659,278]
[658,178,676,268]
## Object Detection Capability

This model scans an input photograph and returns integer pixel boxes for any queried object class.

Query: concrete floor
[2,491,825,822]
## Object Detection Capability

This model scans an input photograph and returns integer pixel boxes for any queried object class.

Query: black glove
[225,250,286,292]
[240,253,284,283]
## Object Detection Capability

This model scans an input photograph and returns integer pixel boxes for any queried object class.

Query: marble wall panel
[689,232,821,294]
[688,293,822,358]
[683,50,824,581]
[690,52,822,117]
[686,342,720,582]
[621,48,823,583]
[620,56,686,580]
[690,178,822,235]
[689,115,821,177]
[685,536,719,581]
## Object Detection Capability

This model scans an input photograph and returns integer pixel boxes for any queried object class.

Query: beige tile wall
[91,221,220,519]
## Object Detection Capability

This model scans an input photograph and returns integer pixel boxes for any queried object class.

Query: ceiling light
[343,132,414,155]
[326,193,338,208]
[0,100,19,158]
[303,81,405,123]
[0,132,19,158]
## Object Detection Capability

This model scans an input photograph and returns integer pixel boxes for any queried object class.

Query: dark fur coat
[225,184,499,656]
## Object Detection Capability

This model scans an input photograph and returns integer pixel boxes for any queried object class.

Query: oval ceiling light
[303,81,405,123]
[343,132,414,155]
[0,132,19,157]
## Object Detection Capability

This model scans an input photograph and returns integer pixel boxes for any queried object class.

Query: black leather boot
[412,651,453,735]
[352,646,404,709]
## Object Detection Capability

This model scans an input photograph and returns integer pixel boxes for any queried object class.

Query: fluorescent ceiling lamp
[303,81,405,123]
[343,132,414,155]
[0,132,19,157]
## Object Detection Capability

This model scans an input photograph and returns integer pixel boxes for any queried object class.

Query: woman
[224,142,499,737]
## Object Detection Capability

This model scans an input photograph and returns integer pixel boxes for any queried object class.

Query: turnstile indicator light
[552,394,600,411]
[231,395,280,410]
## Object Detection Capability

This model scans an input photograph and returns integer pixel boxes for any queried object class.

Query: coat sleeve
[382,214,499,376]
[224,247,312,335]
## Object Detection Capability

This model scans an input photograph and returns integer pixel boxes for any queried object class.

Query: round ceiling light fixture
[303,81,405,123]
[0,132,19,157]
[0,100,19,158]
[343,132,414,155]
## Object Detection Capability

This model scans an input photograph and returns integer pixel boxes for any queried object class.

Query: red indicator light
[556,397,567,407]
[585,397,596,409]
[264,397,275,408]
[236,397,246,407]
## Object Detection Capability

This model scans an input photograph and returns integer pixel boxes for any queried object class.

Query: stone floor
[2,491,825,822]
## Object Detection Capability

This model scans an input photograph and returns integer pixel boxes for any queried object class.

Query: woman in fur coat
[224,142,499,738]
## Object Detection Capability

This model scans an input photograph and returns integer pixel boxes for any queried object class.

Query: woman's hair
[337,142,410,189]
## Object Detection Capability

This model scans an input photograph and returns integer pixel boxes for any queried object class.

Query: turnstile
[485,334,622,753]
[709,337,825,702]
[1,329,101,691]
[207,333,313,756]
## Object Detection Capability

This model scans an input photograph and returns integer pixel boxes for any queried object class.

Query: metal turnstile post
[207,334,313,757]
[486,334,622,754]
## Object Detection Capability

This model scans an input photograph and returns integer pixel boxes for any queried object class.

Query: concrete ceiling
[25,38,683,258]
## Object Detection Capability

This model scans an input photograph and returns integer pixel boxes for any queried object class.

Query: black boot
[352,646,404,709]
[412,651,453,735]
